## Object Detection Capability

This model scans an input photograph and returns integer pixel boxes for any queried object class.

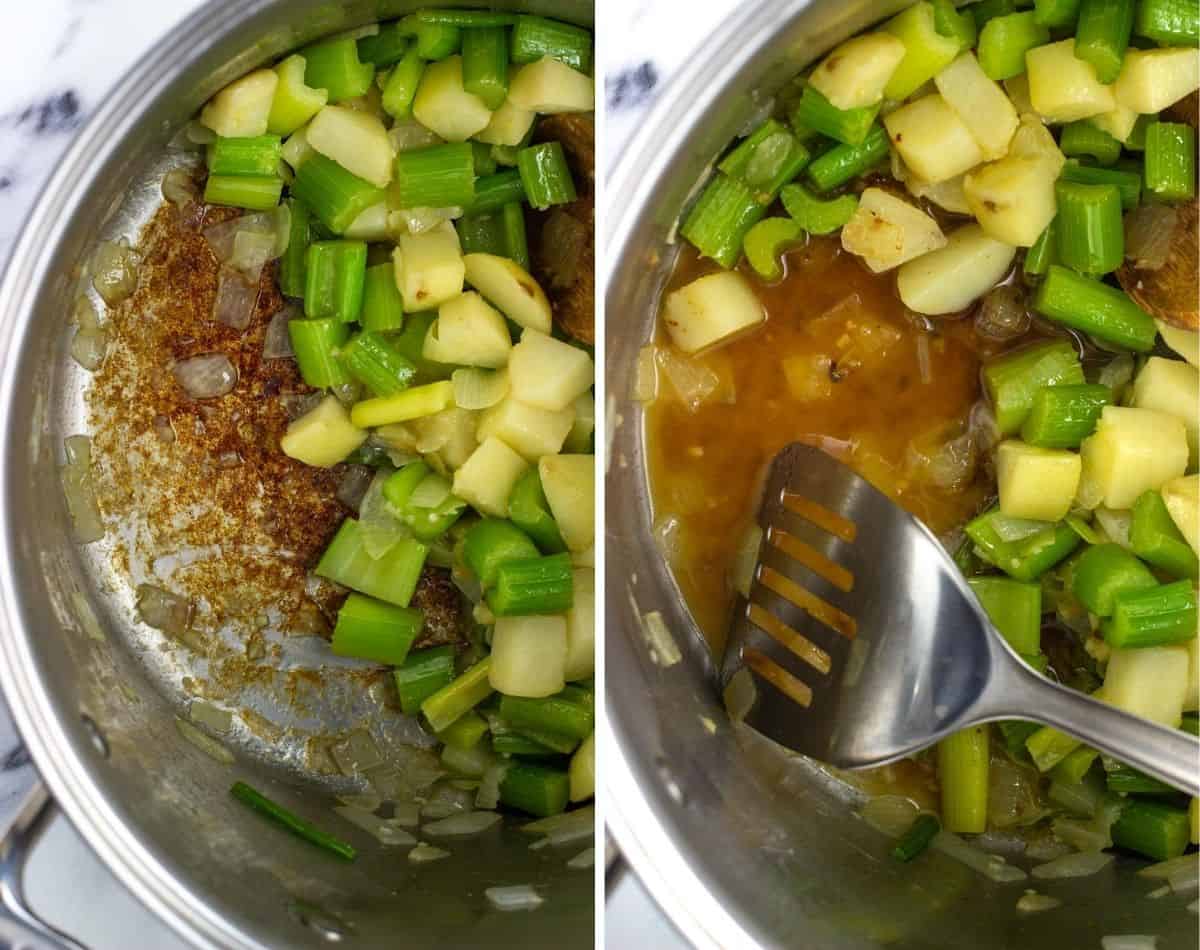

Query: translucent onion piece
[991,515,1051,543]
[135,584,194,638]
[338,792,383,812]
[975,285,1031,342]
[388,119,442,153]
[213,266,260,330]
[1097,353,1135,398]
[174,717,234,764]
[1016,892,1062,914]
[391,802,421,827]
[1051,817,1111,853]
[1168,862,1200,895]
[73,293,101,331]
[409,473,452,511]
[566,847,595,869]
[161,168,197,206]
[185,120,217,146]
[484,885,543,912]
[968,400,999,456]
[332,381,363,407]
[476,763,508,811]
[173,353,238,399]
[723,668,756,722]
[333,804,417,846]
[330,729,383,776]
[230,231,276,281]
[262,305,297,360]
[1095,508,1133,550]
[521,805,595,838]
[1139,854,1199,880]
[732,523,762,599]
[452,367,509,410]
[633,345,659,403]
[71,328,107,371]
[1124,204,1176,271]
[60,435,103,543]
[656,347,719,411]
[641,610,681,666]
[391,206,463,235]
[408,843,450,864]
[189,700,232,733]
[933,830,1028,883]
[988,758,1047,830]
[422,810,501,837]
[1100,937,1157,950]
[336,465,374,512]
[859,795,920,838]
[1032,851,1114,880]
[358,472,411,558]
[652,515,682,566]
[281,391,324,420]
[91,239,139,305]
[203,206,291,264]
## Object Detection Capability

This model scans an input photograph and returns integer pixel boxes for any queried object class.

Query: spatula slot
[746,603,832,674]
[759,566,857,641]
[766,528,854,592]
[743,648,813,708]
[781,491,856,543]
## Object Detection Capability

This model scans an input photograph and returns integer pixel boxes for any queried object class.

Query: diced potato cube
[1185,637,1199,713]
[781,352,834,403]
[508,329,594,411]
[477,396,574,460]
[200,69,279,138]
[884,94,984,184]
[393,221,464,312]
[907,174,972,215]
[996,440,1082,521]
[935,53,1019,160]
[1103,645,1189,727]
[507,58,594,114]
[413,57,492,142]
[1161,475,1199,556]
[1089,104,1139,144]
[1007,114,1066,176]
[897,223,1016,315]
[452,436,529,517]
[489,616,567,698]
[1003,74,1038,119]
[662,271,764,354]
[462,253,552,334]
[281,125,314,171]
[423,292,511,368]
[841,187,946,273]
[305,105,393,188]
[809,33,908,110]
[1132,357,1200,469]
[963,155,1057,247]
[1113,48,1200,115]
[1158,321,1200,368]
[474,98,536,147]
[279,395,367,468]
[564,569,595,681]
[1078,406,1189,510]
[1026,40,1115,123]
[539,454,594,552]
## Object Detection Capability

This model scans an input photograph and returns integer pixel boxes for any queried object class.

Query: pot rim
[602,1,818,946]
[0,1,281,946]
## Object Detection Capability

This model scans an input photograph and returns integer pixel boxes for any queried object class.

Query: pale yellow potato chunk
[934,52,1019,160]
[1077,406,1189,510]
[884,94,984,184]
[1027,40,1115,123]
[897,223,1016,315]
[841,187,946,272]
[1113,48,1200,115]
[996,440,1082,522]
[809,33,908,110]
[662,271,764,353]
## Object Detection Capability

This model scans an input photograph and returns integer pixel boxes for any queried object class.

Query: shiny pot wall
[0,2,591,948]
[603,2,1194,947]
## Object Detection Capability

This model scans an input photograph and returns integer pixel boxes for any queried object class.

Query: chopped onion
[338,792,383,812]
[652,515,682,566]
[1168,861,1200,895]
[1051,817,1110,853]
[391,206,462,235]
[229,231,276,281]
[388,119,442,153]
[991,514,1052,543]
[161,168,196,206]
[567,847,595,869]
[421,782,476,819]
[1101,937,1156,950]
[71,328,108,371]
[974,831,1028,856]
[73,293,101,331]
[933,830,1028,883]
[1124,204,1176,271]
[452,367,509,410]
[332,381,363,406]
[915,333,932,385]
[859,795,919,838]
[1139,854,1199,880]
[203,206,291,266]
[391,802,421,827]
[732,523,762,598]
[422,810,501,837]
[1016,891,1061,914]
[262,305,297,360]
[657,348,719,411]
[476,763,508,811]
[484,884,543,912]
[185,120,216,146]
[281,391,324,420]
[408,843,449,864]
[722,668,756,722]
[135,583,194,637]
[330,729,383,776]
[333,804,417,846]
[173,354,237,399]
[409,474,451,510]
[213,266,260,331]
[1095,508,1132,550]
[975,285,1030,342]
[1032,850,1114,880]
[988,758,1047,830]
[358,471,411,558]
[641,610,681,666]
[521,805,594,843]
[1025,828,1077,862]
[174,717,234,764]
[633,345,659,403]
[91,239,139,305]
[189,700,232,733]
[60,435,104,542]
[336,465,373,512]
[1189,899,1198,914]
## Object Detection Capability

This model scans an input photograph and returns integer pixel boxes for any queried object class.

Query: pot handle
[1,745,87,950]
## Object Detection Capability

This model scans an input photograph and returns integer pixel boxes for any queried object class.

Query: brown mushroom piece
[527,113,595,345]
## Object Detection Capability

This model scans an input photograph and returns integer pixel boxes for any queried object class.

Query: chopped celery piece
[1071,543,1158,617]
[331,593,422,666]
[488,553,574,616]
[349,380,455,428]
[203,175,282,211]
[780,183,857,235]
[360,262,405,332]
[499,762,569,817]
[742,218,803,282]
[288,317,351,388]
[982,340,1086,436]
[291,154,386,234]
[679,173,765,267]
[394,646,455,715]
[302,37,375,102]
[315,519,428,607]
[421,657,493,732]
[720,119,810,204]
[464,518,540,587]
[339,332,416,396]
[967,576,1041,654]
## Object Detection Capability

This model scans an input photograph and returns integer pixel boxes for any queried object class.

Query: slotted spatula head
[721,442,1000,769]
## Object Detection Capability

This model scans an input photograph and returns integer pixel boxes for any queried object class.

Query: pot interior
[605,1,1195,947]
[0,1,592,947]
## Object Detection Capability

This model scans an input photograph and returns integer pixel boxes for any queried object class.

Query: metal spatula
[722,443,1200,796]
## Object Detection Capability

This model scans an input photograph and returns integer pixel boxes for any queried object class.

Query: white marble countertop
[0,1,733,946]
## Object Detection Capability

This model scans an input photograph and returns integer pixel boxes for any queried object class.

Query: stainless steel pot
[0,2,593,947]
[603,3,1196,947]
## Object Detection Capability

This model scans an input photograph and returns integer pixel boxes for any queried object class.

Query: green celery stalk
[508,468,567,553]
[938,726,989,833]
[510,15,592,72]
[331,593,423,666]
[498,692,593,740]
[517,142,577,210]
[1130,490,1199,581]
[304,240,367,323]
[391,142,477,209]
[1020,383,1112,448]
[968,576,1042,655]
[791,85,879,147]
[288,318,351,388]
[461,26,509,110]
[394,645,455,715]
[1111,799,1190,860]
[679,173,766,267]
[208,135,282,177]
[891,813,941,862]
[982,340,1086,436]
[1033,266,1157,353]
[278,197,311,299]
[1074,0,1136,85]
[488,553,575,616]
[360,262,405,332]
[805,126,890,192]
[203,175,282,211]
[1070,542,1158,617]
[499,762,570,817]
[780,183,858,235]
[339,332,416,396]
[463,518,540,588]
[315,519,428,607]
[720,119,811,205]
[1102,580,1198,648]
[421,658,493,732]
[301,36,375,102]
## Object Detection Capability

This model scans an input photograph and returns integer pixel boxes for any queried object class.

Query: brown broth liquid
[647,238,1035,655]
